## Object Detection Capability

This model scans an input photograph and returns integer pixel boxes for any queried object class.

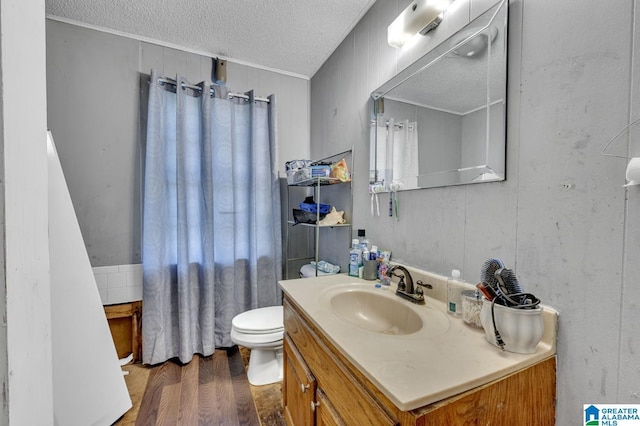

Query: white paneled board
[48,131,131,425]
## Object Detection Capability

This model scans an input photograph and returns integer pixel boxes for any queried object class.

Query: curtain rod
[157,78,270,103]
[385,120,414,130]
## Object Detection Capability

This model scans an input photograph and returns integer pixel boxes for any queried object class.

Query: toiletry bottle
[370,245,378,261]
[447,269,464,316]
[377,249,391,282]
[378,259,390,285]
[349,239,362,277]
[357,229,369,251]
[360,246,369,279]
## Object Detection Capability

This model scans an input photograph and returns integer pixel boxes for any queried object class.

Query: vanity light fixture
[387,0,455,49]
[451,27,499,58]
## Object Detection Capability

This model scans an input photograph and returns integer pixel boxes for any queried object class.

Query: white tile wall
[93,264,143,305]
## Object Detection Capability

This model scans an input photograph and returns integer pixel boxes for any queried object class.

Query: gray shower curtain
[142,69,282,365]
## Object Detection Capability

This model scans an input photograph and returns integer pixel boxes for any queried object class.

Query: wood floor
[115,346,285,426]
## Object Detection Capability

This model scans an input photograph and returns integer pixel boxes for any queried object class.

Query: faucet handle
[397,276,406,291]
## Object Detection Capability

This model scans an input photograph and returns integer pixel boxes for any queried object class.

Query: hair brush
[481,258,505,295]
[494,267,540,308]
[496,267,524,295]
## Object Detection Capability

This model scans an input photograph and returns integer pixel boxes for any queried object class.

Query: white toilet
[230,305,284,386]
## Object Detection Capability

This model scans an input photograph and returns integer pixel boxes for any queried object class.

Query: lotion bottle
[447,269,464,316]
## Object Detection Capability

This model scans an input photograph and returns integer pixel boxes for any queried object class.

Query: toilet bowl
[230,305,284,386]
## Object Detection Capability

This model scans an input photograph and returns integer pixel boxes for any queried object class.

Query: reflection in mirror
[370,0,507,192]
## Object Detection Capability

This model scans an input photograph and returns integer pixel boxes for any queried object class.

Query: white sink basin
[330,289,423,335]
[322,284,449,338]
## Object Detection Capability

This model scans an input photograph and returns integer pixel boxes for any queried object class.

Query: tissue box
[310,165,331,178]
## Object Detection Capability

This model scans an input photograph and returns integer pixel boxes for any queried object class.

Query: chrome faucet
[386,265,425,304]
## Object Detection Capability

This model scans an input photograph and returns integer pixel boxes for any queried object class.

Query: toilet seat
[232,306,283,334]
[230,328,283,346]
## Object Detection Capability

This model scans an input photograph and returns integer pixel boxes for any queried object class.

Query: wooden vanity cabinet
[283,295,556,426]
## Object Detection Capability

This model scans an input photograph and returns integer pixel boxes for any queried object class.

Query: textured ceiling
[45,0,376,78]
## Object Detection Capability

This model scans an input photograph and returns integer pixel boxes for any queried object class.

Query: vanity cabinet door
[315,388,345,426]
[284,335,316,426]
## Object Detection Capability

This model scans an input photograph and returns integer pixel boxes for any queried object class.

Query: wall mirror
[370,0,507,191]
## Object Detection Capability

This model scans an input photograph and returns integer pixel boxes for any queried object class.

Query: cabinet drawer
[284,299,397,426]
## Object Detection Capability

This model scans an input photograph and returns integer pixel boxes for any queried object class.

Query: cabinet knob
[311,401,320,411]
[301,383,310,393]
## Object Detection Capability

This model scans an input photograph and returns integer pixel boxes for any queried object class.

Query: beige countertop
[279,271,557,411]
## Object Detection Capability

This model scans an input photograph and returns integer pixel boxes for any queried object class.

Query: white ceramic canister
[480,298,543,354]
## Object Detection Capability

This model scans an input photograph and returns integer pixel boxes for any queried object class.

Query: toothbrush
[370,192,380,216]
[394,191,399,221]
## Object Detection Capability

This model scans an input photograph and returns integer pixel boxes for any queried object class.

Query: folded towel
[310,260,340,274]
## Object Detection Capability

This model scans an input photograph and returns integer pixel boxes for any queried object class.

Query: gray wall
[46,20,310,267]
[310,0,640,423]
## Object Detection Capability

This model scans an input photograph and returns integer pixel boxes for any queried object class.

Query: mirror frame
[370,0,508,191]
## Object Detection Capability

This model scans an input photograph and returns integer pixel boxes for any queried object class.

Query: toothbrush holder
[480,298,544,354]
